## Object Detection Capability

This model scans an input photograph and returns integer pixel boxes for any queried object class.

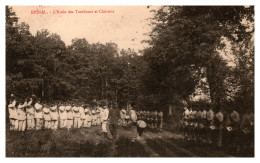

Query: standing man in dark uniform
[108,103,120,140]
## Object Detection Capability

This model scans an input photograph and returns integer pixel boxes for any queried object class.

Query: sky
[11,6,159,52]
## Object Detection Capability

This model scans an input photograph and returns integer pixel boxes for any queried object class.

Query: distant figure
[43,103,51,129]
[84,107,92,128]
[8,94,18,131]
[129,105,138,142]
[34,100,43,130]
[59,103,67,129]
[108,104,120,140]
[50,104,59,131]
[17,99,27,131]
[158,110,163,129]
[66,104,73,130]
[215,107,224,147]
[100,105,109,138]
[26,97,35,130]
[73,105,81,128]
[79,104,85,127]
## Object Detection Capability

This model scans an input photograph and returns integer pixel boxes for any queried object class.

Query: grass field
[6,125,254,157]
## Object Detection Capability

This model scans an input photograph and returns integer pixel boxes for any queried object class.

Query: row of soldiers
[8,95,110,132]
[119,108,163,129]
[179,105,254,152]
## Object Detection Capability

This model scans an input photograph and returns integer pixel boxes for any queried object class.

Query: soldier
[158,110,163,129]
[84,107,92,128]
[108,103,120,139]
[66,103,73,130]
[8,94,18,131]
[239,109,254,151]
[59,103,67,129]
[215,106,224,147]
[194,106,202,141]
[199,107,207,142]
[79,104,85,127]
[153,110,158,128]
[91,109,97,126]
[43,104,51,129]
[50,103,59,131]
[100,105,109,138]
[17,99,27,131]
[229,108,240,150]
[26,97,35,130]
[34,100,43,130]
[96,108,101,126]
[149,111,154,128]
[137,120,146,138]
[206,106,214,144]
[73,104,81,128]
[129,105,138,142]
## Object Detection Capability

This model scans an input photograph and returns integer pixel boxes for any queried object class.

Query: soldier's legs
[35,118,40,130]
[77,118,81,128]
[18,120,22,131]
[13,119,18,131]
[22,120,26,131]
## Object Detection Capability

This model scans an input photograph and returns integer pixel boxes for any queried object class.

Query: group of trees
[6,6,254,115]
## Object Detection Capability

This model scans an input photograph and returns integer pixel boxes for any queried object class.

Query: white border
[0,0,258,162]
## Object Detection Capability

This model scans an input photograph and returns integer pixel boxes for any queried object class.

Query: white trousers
[18,120,26,131]
[44,120,51,129]
[74,118,81,128]
[60,119,67,128]
[27,119,35,130]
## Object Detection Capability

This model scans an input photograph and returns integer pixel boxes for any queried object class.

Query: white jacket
[100,108,109,121]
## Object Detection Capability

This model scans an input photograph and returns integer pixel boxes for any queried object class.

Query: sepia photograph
[5,5,254,157]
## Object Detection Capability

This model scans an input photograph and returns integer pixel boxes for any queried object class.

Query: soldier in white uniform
[129,106,138,142]
[17,100,27,131]
[50,104,59,131]
[66,104,73,130]
[26,98,35,130]
[43,104,51,129]
[79,104,85,128]
[8,94,18,131]
[59,103,67,129]
[100,105,109,137]
[34,100,43,130]
[73,105,81,128]
[84,107,92,128]
[91,109,97,126]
